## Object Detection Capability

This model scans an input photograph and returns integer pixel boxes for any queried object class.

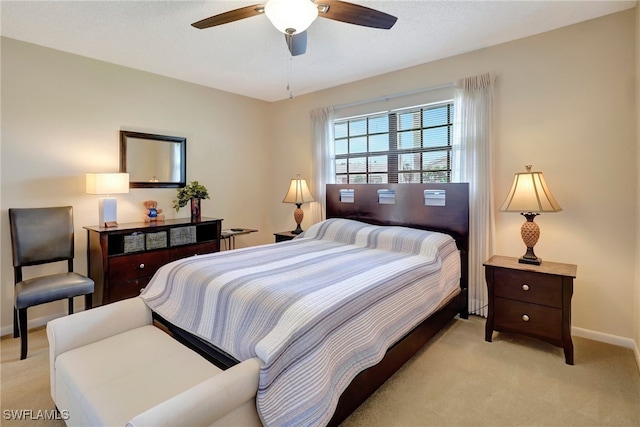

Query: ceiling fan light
[264,0,319,34]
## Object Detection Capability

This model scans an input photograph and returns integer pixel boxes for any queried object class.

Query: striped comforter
[141,218,461,426]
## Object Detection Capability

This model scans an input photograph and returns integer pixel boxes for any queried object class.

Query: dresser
[85,217,222,306]
[483,255,577,364]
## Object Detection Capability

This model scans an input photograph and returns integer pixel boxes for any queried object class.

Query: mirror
[120,131,186,188]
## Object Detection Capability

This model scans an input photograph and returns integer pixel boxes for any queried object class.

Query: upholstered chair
[9,206,94,360]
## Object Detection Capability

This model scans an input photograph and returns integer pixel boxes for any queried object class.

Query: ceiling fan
[192,0,397,56]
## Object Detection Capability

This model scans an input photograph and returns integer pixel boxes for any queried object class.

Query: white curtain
[309,107,335,223]
[452,72,496,317]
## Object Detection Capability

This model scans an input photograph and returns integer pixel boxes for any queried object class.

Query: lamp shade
[500,166,561,213]
[282,175,315,204]
[86,173,130,195]
[265,0,319,34]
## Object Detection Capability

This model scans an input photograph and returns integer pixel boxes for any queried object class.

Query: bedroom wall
[635,3,640,365]
[0,37,272,333]
[1,10,637,356]
[267,10,638,345]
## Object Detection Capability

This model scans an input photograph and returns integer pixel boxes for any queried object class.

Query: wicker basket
[146,231,167,250]
[170,226,196,246]
[123,233,145,253]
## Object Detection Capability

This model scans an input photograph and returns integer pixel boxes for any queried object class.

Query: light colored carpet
[2,316,639,426]
[1,325,61,426]
[343,317,640,427]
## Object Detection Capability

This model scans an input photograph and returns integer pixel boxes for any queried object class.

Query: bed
[145,183,469,426]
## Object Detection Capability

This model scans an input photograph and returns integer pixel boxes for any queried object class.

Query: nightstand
[484,255,577,364]
[273,231,297,242]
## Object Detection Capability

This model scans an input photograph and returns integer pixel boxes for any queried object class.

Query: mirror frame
[119,130,187,188]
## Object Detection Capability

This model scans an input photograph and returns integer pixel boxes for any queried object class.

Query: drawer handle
[139,263,145,269]
[522,314,530,322]
[522,284,530,291]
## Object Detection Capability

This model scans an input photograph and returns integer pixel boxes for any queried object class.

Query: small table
[484,255,577,364]
[220,228,258,250]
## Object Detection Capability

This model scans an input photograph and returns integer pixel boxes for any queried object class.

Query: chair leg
[85,293,93,310]
[18,308,28,360]
[68,297,74,315]
[13,307,19,338]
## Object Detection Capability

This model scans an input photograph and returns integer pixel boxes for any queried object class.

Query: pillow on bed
[300,218,453,258]
[298,217,374,245]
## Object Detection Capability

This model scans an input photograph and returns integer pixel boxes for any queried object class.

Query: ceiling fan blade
[192,4,265,29]
[316,0,397,29]
[285,31,307,56]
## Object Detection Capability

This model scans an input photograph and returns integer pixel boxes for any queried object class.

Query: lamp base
[99,197,118,228]
[519,254,542,265]
[291,204,304,234]
[519,213,542,265]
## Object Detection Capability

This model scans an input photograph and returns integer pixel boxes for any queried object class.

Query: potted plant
[173,181,210,222]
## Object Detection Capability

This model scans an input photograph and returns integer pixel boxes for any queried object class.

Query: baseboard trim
[572,326,640,372]
[572,326,635,348]
[0,313,63,338]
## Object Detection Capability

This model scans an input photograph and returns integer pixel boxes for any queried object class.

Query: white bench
[47,297,262,427]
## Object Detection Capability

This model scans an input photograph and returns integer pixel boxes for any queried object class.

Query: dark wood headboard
[326,183,469,308]
[326,183,469,250]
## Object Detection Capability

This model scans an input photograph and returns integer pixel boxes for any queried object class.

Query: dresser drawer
[108,277,152,303]
[493,268,562,308]
[109,250,170,282]
[170,241,219,260]
[494,297,562,343]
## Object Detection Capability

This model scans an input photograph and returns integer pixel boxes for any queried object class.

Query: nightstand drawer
[494,268,562,308]
[494,297,562,343]
[109,251,170,282]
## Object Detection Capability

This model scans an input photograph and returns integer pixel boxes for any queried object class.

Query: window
[334,102,453,184]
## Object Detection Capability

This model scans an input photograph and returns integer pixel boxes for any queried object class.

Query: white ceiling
[1,1,635,102]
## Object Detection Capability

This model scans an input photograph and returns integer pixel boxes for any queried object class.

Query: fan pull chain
[287,56,294,99]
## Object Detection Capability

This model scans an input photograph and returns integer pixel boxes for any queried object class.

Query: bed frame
[155,182,469,426]
[325,183,469,425]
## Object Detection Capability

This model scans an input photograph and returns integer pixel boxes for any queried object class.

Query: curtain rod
[333,82,454,111]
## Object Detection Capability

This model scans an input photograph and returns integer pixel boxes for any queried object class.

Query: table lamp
[500,165,562,265]
[86,173,129,227]
[282,174,315,234]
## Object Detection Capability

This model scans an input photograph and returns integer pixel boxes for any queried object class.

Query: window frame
[333,101,454,184]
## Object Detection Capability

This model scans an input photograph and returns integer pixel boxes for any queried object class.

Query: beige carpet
[2,316,639,426]
[1,325,61,427]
